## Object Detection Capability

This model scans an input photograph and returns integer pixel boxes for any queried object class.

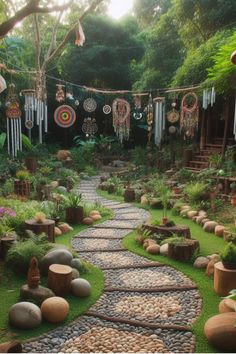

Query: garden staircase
[186,144,223,172]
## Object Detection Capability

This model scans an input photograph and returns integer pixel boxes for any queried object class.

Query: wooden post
[222,97,230,156]
[200,110,206,150]
[48,264,72,296]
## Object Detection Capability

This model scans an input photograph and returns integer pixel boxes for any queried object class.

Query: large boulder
[41,297,69,323]
[194,256,209,269]
[54,227,62,237]
[71,279,91,297]
[204,313,236,352]
[215,225,226,237]
[160,243,169,256]
[83,217,94,225]
[41,249,73,274]
[196,215,207,225]
[58,223,73,234]
[9,302,42,329]
[219,299,236,313]
[20,285,55,305]
[203,221,218,233]
[201,218,210,226]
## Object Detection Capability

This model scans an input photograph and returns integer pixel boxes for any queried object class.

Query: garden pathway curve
[23,177,201,353]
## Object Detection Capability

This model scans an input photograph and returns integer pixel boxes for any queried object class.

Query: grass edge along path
[98,189,224,353]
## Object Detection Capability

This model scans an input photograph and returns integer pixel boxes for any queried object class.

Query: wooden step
[200,150,221,156]
[189,161,209,168]
[192,155,209,161]
[185,167,200,173]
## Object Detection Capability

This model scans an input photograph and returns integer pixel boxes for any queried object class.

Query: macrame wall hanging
[82,117,98,137]
[180,92,199,139]
[55,84,65,103]
[112,98,131,143]
[202,87,216,110]
[154,98,165,146]
[83,97,97,113]
[5,84,22,157]
[22,89,36,140]
[145,94,154,143]
[54,105,76,128]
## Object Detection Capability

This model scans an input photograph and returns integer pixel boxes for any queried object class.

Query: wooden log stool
[214,262,236,296]
[48,264,72,296]
[168,239,199,262]
[25,219,55,243]
[0,237,17,259]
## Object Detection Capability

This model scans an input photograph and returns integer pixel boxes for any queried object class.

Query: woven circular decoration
[83,98,97,113]
[169,125,177,134]
[167,109,179,123]
[25,120,34,129]
[103,104,111,115]
[54,105,76,128]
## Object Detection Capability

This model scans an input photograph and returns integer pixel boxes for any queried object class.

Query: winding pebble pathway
[23,177,202,353]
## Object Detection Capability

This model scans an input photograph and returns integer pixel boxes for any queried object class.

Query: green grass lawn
[98,189,225,353]
[0,215,113,344]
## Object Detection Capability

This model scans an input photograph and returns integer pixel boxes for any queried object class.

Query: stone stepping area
[23,177,201,353]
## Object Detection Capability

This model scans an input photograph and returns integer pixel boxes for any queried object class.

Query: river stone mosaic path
[23,177,201,353]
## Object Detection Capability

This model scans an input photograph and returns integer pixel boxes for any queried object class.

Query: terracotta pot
[66,206,84,224]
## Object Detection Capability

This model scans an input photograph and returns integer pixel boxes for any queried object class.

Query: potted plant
[63,193,84,224]
[167,236,200,262]
[221,242,236,269]
[36,177,51,201]
[14,170,31,197]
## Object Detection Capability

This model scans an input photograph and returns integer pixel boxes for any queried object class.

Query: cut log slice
[48,264,72,296]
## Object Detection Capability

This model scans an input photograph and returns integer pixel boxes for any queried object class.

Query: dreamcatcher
[167,101,180,124]
[5,84,22,157]
[180,92,199,139]
[54,105,76,128]
[144,94,154,143]
[83,97,97,113]
[133,94,143,120]
[82,117,98,137]
[112,98,131,143]
[55,84,65,103]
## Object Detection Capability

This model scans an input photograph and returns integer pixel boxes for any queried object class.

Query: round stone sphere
[41,297,69,323]
[71,278,91,297]
[9,302,42,329]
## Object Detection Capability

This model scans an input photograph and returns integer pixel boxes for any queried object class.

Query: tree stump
[25,157,37,174]
[214,262,236,296]
[14,180,31,197]
[66,207,84,224]
[48,264,72,296]
[168,239,199,262]
[0,236,17,259]
[25,219,55,243]
[124,188,136,202]
[143,224,191,238]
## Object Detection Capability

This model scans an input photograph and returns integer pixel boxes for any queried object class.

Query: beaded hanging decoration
[82,117,98,137]
[112,98,131,143]
[54,105,76,128]
[180,92,199,139]
[167,102,179,123]
[5,84,22,157]
[22,89,36,141]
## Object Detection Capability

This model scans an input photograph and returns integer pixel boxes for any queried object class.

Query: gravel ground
[72,238,123,251]
[77,227,131,239]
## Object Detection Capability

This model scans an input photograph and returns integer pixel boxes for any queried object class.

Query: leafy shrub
[6,234,53,274]
[178,168,193,182]
[184,182,208,203]
[221,242,236,264]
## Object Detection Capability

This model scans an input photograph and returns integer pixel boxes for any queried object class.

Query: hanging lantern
[82,117,98,137]
[112,98,131,143]
[6,84,22,157]
[55,84,65,103]
[22,89,36,141]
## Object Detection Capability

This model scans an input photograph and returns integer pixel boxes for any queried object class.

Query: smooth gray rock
[193,256,209,269]
[9,302,42,329]
[41,249,73,274]
[20,285,55,305]
[71,279,91,297]
[160,243,169,256]
[57,186,67,193]
[71,258,82,271]
[71,268,80,280]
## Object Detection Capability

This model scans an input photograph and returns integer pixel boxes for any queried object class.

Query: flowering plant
[0,207,16,218]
